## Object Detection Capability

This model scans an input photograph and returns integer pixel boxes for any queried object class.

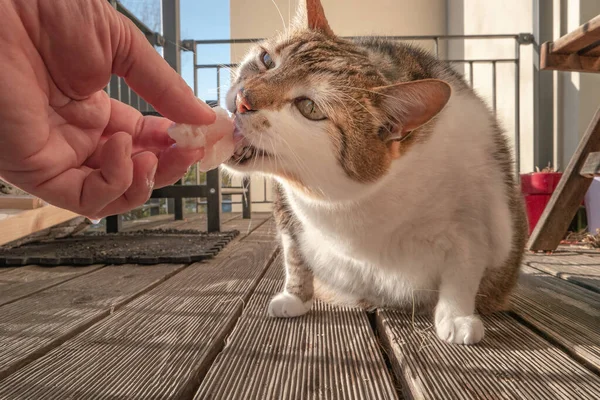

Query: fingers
[110,12,215,125]
[105,99,175,150]
[153,146,205,188]
[79,132,133,215]
[30,132,159,219]
[93,151,158,218]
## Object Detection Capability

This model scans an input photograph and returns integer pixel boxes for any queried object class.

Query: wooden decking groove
[0,267,15,274]
[2,215,599,398]
[196,256,398,400]
[510,265,600,375]
[524,252,600,294]
[0,235,278,399]
[0,263,187,381]
[376,309,600,399]
[0,264,106,307]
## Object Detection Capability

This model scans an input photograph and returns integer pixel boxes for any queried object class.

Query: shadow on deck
[0,213,598,399]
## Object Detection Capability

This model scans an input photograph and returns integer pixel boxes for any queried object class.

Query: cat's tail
[476,188,528,314]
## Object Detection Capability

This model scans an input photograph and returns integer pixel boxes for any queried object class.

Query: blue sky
[121,0,231,106]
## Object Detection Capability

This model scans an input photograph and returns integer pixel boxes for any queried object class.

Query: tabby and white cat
[224,0,527,345]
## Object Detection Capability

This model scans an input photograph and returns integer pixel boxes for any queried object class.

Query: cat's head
[224,0,451,202]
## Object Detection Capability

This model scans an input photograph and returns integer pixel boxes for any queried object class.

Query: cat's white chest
[288,191,439,306]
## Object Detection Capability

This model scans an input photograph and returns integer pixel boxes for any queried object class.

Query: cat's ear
[374,79,451,139]
[293,0,334,36]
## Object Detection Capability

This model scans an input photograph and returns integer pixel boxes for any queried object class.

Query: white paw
[268,292,312,318]
[435,313,485,345]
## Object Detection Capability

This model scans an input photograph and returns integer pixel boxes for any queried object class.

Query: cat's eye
[261,51,275,69]
[296,98,327,121]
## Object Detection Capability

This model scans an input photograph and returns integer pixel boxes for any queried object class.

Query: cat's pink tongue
[167,106,237,172]
[233,126,245,150]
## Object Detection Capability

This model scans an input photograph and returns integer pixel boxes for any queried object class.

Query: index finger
[110,11,215,126]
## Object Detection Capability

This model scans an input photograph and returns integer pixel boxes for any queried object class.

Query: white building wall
[553,0,600,171]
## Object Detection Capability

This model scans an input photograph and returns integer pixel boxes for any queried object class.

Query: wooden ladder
[527,14,600,251]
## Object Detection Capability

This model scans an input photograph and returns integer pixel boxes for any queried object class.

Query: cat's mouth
[228,127,272,165]
[231,144,271,164]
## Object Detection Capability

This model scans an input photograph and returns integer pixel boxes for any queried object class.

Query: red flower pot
[520,172,563,235]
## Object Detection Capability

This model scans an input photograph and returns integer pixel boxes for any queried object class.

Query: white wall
[447,0,534,174]
[553,0,600,171]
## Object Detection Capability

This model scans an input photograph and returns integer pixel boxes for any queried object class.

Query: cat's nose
[236,89,255,114]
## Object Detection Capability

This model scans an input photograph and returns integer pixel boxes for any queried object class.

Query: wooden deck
[0,213,599,399]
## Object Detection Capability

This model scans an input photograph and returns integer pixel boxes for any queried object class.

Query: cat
[223,0,527,345]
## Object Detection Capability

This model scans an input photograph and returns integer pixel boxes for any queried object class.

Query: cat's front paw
[268,292,312,318]
[434,312,485,345]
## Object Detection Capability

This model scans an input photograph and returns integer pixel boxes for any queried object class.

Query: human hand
[0,0,219,218]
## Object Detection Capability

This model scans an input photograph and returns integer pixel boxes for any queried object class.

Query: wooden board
[540,15,600,72]
[120,214,174,232]
[0,268,16,275]
[174,212,244,231]
[195,256,398,400]
[551,14,600,55]
[527,261,600,293]
[580,151,600,177]
[377,310,600,400]
[523,252,600,265]
[226,213,272,238]
[0,196,43,210]
[524,251,600,292]
[528,106,600,251]
[0,265,104,307]
[0,263,185,381]
[541,42,600,73]
[512,265,600,373]
[0,205,78,246]
[241,216,277,242]
[0,239,278,399]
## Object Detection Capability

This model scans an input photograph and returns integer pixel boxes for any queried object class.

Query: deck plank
[525,252,600,293]
[0,265,103,307]
[226,213,272,238]
[512,265,600,373]
[0,268,16,274]
[242,216,277,242]
[196,256,399,400]
[0,263,185,380]
[0,239,278,399]
[377,309,600,399]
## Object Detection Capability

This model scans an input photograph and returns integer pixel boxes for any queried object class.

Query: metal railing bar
[195,59,518,70]
[112,0,165,46]
[492,61,497,115]
[188,34,521,45]
[469,61,474,88]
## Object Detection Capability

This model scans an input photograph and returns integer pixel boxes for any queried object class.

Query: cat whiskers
[270,0,288,31]
[275,134,323,194]
[268,136,278,174]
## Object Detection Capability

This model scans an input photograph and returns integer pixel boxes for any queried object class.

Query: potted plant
[520,163,563,235]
